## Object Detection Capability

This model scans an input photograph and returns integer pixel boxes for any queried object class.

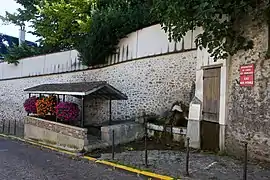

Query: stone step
[85,135,109,152]
[85,141,109,152]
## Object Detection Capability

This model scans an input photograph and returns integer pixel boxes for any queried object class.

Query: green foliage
[0,0,39,28]
[76,0,157,66]
[2,0,269,66]
[32,0,94,49]
[1,43,62,65]
[152,0,269,61]
[2,0,156,66]
[1,43,41,65]
[1,0,94,50]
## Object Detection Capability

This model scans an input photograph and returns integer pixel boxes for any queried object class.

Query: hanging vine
[152,0,269,61]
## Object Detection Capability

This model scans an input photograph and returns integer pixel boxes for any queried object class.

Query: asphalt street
[0,137,144,180]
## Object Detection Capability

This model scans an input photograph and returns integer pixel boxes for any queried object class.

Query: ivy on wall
[152,0,270,61]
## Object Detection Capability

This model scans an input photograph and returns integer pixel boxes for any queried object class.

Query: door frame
[201,67,221,151]
[201,63,228,151]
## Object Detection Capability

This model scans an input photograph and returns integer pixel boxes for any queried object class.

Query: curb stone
[0,134,177,180]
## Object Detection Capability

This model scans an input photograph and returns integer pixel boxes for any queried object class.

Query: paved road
[0,138,143,180]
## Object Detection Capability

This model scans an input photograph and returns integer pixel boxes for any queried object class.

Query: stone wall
[24,116,88,150]
[25,116,88,139]
[0,51,196,126]
[101,122,144,145]
[226,17,270,161]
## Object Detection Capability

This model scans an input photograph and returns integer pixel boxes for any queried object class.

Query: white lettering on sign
[240,72,254,75]
[240,64,254,87]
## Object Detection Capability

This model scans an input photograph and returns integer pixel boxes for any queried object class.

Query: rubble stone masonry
[0,51,196,126]
[25,116,88,139]
[226,17,270,161]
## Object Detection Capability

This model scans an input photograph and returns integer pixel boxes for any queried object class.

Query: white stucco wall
[0,50,84,80]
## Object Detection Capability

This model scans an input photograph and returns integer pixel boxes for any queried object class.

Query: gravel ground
[0,137,144,180]
[100,150,270,180]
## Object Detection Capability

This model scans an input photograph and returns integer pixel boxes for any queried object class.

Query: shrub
[76,0,157,66]
[1,42,64,65]
[36,95,57,116]
[56,102,80,121]
[1,43,41,65]
[23,96,38,114]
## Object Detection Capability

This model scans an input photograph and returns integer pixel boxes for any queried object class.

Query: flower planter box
[24,116,88,151]
[147,123,187,142]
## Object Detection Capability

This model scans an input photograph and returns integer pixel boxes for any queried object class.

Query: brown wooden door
[201,68,220,152]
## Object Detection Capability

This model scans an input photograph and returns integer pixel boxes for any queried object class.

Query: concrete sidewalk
[99,150,270,180]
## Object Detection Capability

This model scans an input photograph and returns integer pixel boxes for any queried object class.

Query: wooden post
[186,137,190,176]
[109,99,112,125]
[8,120,10,135]
[56,95,59,122]
[144,113,148,167]
[243,142,248,180]
[2,120,5,133]
[14,119,17,135]
[27,93,31,116]
[81,96,85,127]
[112,130,115,160]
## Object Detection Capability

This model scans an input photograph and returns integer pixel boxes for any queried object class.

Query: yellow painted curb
[83,156,97,161]
[0,134,77,156]
[28,140,77,156]
[6,135,26,142]
[1,134,98,161]
[0,134,176,179]
[96,160,174,180]
[0,134,8,138]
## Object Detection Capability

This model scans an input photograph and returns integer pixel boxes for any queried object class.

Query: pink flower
[56,102,80,121]
[23,96,38,114]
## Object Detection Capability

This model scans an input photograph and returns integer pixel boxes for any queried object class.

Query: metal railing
[110,116,250,179]
[1,118,249,180]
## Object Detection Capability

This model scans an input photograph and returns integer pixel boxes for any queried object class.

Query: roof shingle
[24,81,128,100]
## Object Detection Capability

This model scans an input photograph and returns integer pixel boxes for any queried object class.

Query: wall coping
[25,116,88,132]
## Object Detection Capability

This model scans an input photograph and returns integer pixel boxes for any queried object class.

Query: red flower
[56,102,80,121]
[24,96,38,114]
[36,96,57,116]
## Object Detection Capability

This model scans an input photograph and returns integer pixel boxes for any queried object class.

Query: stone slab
[186,119,200,149]
[101,122,144,145]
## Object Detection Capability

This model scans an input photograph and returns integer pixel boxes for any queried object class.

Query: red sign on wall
[240,64,254,86]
